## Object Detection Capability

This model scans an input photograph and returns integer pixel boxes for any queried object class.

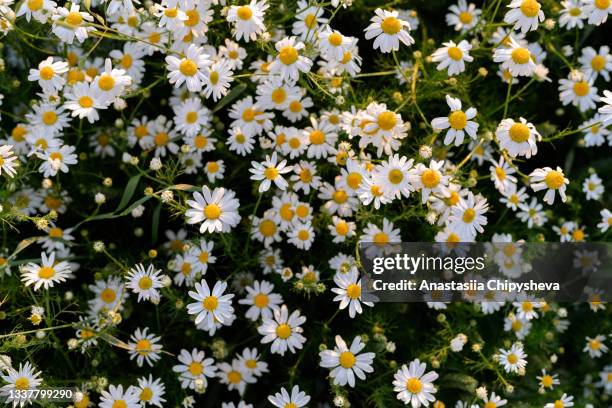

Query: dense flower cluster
[0,0,610,407]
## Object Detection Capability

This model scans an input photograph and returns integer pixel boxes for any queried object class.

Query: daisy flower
[134,375,166,408]
[186,279,235,327]
[16,0,56,23]
[431,95,478,146]
[269,37,312,81]
[558,75,599,112]
[503,0,544,33]
[331,267,373,318]
[51,4,94,44]
[165,44,211,92]
[481,392,507,408]
[237,347,268,377]
[185,186,241,233]
[392,359,438,407]
[238,280,282,321]
[126,263,164,303]
[227,128,255,156]
[583,172,604,200]
[584,0,612,25]
[229,96,273,137]
[579,46,612,81]
[584,335,608,358]
[287,222,315,250]
[364,8,414,53]
[305,118,338,159]
[99,385,139,408]
[318,28,352,62]
[268,385,310,408]
[28,57,68,93]
[257,304,306,355]
[63,82,107,123]
[537,369,560,391]
[431,40,473,76]
[249,151,292,193]
[21,251,71,291]
[319,335,375,388]
[597,208,612,232]
[495,117,540,158]
[446,0,481,32]
[493,38,537,77]
[448,192,489,239]
[529,166,569,204]
[498,342,528,373]
[489,156,517,193]
[87,276,125,317]
[127,327,163,367]
[372,154,414,200]
[217,360,255,396]
[292,0,328,40]
[173,97,209,137]
[172,348,217,390]
[0,145,18,178]
[409,160,451,204]
[0,362,43,406]
[559,0,587,29]
[226,0,268,42]
[38,144,78,177]
[599,90,612,125]
[203,60,234,102]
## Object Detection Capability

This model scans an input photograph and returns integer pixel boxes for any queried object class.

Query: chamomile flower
[410,160,451,204]
[291,160,321,193]
[51,5,94,44]
[495,117,540,158]
[258,304,306,356]
[599,90,612,125]
[287,222,315,250]
[431,40,473,76]
[392,359,438,407]
[87,276,125,317]
[270,37,312,81]
[448,192,489,239]
[20,252,71,291]
[503,0,544,33]
[16,0,56,23]
[498,342,528,374]
[237,348,268,377]
[372,154,414,200]
[172,348,217,390]
[134,375,166,408]
[0,362,43,406]
[364,8,414,53]
[305,118,338,159]
[580,115,609,146]
[185,186,241,233]
[226,0,268,42]
[238,280,282,321]
[319,335,375,387]
[431,95,478,146]
[203,60,234,101]
[292,0,328,41]
[583,172,604,200]
[597,208,612,232]
[174,97,209,137]
[165,44,211,92]
[481,392,507,408]
[126,263,164,303]
[537,369,560,391]
[318,28,352,62]
[493,38,537,77]
[217,360,255,395]
[127,327,163,367]
[99,385,139,408]
[0,145,18,178]
[186,279,235,327]
[63,82,107,123]
[227,128,255,156]
[38,144,78,177]
[584,335,608,358]
[529,166,569,204]
[268,385,310,408]
[558,75,599,112]
[544,394,574,408]
[446,0,481,31]
[579,46,612,81]
[559,0,587,29]
[584,0,612,25]
[332,267,373,318]
[249,152,292,193]
[28,57,68,93]
[490,156,517,193]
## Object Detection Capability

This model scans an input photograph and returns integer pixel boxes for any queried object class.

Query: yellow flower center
[595,0,610,9]
[271,88,286,104]
[279,204,294,221]
[459,11,473,23]
[121,54,133,69]
[38,266,55,279]
[12,125,27,142]
[511,47,531,64]
[346,283,361,299]
[421,169,441,188]
[149,32,161,43]
[573,81,589,97]
[279,46,299,65]
[259,220,277,236]
[508,123,530,142]
[227,370,242,384]
[186,111,198,124]
[462,208,476,223]
[347,172,362,189]
[27,0,42,11]
[333,189,348,203]
[448,110,467,130]
[254,293,269,308]
[503,244,516,257]
[154,132,168,146]
[188,362,203,375]
[336,221,349,235]
[264,167,279,180]
[184,9,199,26]
[49,152,63,161]
[202,295,218,311]
[75,395,90,408]
[381,16,401,34]
[544,170,565,189]
[484,403,497,408]
[520,0,541,17]
[572,229,584,241]
[388,169,404,184]
[164,8,177,17]
[242,107,256,122]
[42,111,58,125]
[309,130,325,144]
[66,11,83,26]
[98,74,115,91]
[246,359,258,369]
[138,276,153,290]
[495,167,506,180]
[14,377,30,390]
[406,377,423,394]
[541,375,553,387]
[135,339,151,355]
[328,32,343,46]
[299,169,312,182]
[179,59,198,76]
[204,203,221,219]
[193,135,208,149]
[339,351,356,368]
[591,55,606,71]
[507,353,518,364]
[40,66,54,80]
[373,232,389,245]
[377,111,397,130]
[289,100,302,112]
[304,13,317,28]
[237,5,252,19]
[276,323,292,339]
[511,320,522,331]
[569,7,582,16]
[295,205,309,218]
[447,46,463,61]
[79,96,94,108]
[101,288,116,303]
[297,230,310,241]
[590,339,601,350]
[139,388,153,402]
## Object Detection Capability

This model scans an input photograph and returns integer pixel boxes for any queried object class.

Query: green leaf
[213,83,247,113]
[115,174,141,213]
[151,203,162,245]
[439,373,478,394]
